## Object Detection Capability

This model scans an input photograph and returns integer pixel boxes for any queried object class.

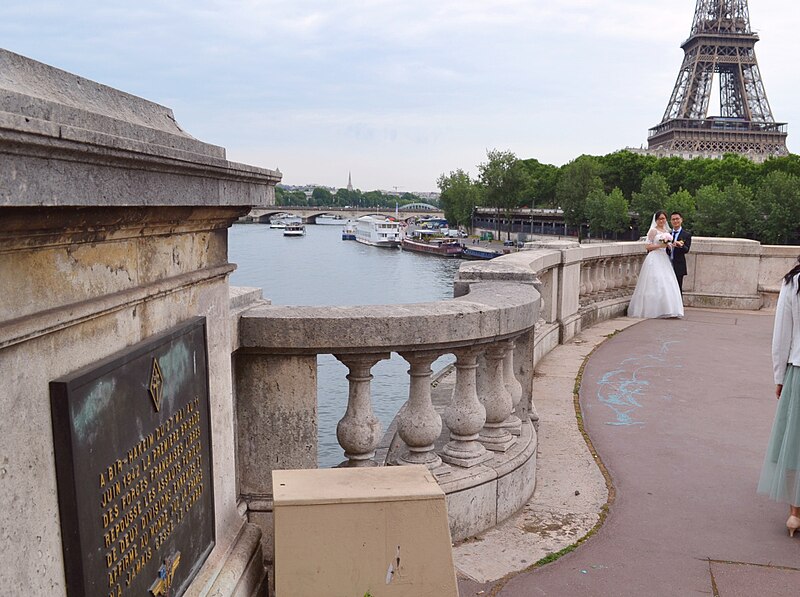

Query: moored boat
[283,222,306,237]
[354,216,402,248]
[315,214,345,225]
[341,220,357,240]
[401,230,463,258]
[461,245,503,260]
[270,215,300,229]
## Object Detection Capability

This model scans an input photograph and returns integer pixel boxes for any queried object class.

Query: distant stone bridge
[245,205,444,224]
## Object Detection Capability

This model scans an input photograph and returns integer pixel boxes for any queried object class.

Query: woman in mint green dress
[758,255,800,537]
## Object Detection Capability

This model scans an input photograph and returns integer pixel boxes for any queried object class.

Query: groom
[668,211,692,293]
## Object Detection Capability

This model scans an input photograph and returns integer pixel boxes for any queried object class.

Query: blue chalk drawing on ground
[595,340,681,426]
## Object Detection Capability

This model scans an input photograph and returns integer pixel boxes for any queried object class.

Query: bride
[627,210,684,319]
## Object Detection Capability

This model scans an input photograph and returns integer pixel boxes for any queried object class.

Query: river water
[229,223,462,467]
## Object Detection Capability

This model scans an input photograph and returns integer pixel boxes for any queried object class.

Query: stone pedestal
[0,49,280,595]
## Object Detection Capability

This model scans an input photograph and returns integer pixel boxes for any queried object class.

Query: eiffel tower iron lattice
[647,0,788,160]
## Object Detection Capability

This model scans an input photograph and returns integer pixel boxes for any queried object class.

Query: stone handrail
[234,280,541,541]
[455,241,646,360]
[239,281,538,356]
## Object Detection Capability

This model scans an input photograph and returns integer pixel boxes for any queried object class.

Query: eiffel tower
[647,0,788,161]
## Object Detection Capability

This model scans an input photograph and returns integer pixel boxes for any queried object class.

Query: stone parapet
[240,281,537,355]
[234,279,542,560]
[683,237,763,309]
[758,245,800,306]
[0,48,280,208]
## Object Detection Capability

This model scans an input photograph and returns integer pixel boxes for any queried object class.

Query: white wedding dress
[627,227,684,319]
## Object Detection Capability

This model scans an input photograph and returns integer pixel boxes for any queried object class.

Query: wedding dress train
[627,229,684,319]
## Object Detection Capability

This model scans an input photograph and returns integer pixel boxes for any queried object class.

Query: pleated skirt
[758,365,800,506]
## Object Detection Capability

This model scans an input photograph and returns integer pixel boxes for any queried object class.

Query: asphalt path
[480,309,800,596]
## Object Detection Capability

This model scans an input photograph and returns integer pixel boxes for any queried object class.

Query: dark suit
[669,228,692,292]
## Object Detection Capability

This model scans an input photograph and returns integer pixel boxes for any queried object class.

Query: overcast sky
[2,0,798,192]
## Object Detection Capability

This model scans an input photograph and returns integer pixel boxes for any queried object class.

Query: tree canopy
[437,169,481,228]
[276,186,433,209]
[435,149,800,244]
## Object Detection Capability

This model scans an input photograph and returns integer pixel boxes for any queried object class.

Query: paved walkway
[456,308,800,596]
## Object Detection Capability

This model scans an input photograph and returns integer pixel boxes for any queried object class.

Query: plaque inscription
[50,318,215,597]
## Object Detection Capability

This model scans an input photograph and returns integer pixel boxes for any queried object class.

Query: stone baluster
[608,257,621,295]
[477,343,516,452]
[335,353,389,467]
[582,262,593,298]
[621,256,631,289]
[441,348,492,467]
[619,256,629,288]
[627,256,639,288]
[619,257,629,291]
[594,259,607,295]
[396,350,443,468]
[501,339,523,436]
[579,264,587,298]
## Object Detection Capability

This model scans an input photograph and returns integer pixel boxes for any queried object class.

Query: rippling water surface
[229,223,462,466]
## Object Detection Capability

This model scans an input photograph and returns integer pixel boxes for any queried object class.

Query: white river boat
[354,216,402,248]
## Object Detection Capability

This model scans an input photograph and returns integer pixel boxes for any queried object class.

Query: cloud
[2,0,798,190]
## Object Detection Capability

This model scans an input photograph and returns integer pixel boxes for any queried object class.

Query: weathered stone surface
[1,51,276,596]
[445,474,498,542]
[235,354,318,496]
[0,49,280,208]
[239,281,540,355]
[758,246,799,293]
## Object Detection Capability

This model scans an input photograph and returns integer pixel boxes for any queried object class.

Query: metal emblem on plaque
[149,357,164,412]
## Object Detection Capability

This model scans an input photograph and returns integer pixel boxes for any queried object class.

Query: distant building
[642,0,788,161]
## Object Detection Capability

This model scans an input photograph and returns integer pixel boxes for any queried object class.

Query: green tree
[478,149,529,239]
[437,169,481,229]
[706,153,759,189]
[362,190,384,208]
[585,187,630,239]
[400,192,423,205]
[762,154,800,179]
[754,171,800,244]
[311,187,333,206]
[518,158,559,207]
[555,155,603,240]
[604,187,631,238]
[275,186,307,206]
[664,189,696,227]
[693,184,723,236]
[275,185,288,206]
[334,188,353,207]
[694,181,755,238]
[597,150,655,199]
[630,172,670,221]
[585,188,607,238]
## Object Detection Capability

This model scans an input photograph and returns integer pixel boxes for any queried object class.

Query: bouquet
[655,232,672,245]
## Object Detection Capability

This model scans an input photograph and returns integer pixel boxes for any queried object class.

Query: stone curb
[452,317,642,585]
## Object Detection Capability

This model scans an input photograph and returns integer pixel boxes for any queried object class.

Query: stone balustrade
[231,235,800,561]
[235,281,541,544]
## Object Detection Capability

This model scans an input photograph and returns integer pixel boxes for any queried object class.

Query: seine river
[229,223,462,467]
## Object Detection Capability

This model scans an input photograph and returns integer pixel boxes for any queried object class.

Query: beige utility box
[273,465,458,597]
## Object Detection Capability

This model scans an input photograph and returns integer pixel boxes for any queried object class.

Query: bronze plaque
[50,317,215,597]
